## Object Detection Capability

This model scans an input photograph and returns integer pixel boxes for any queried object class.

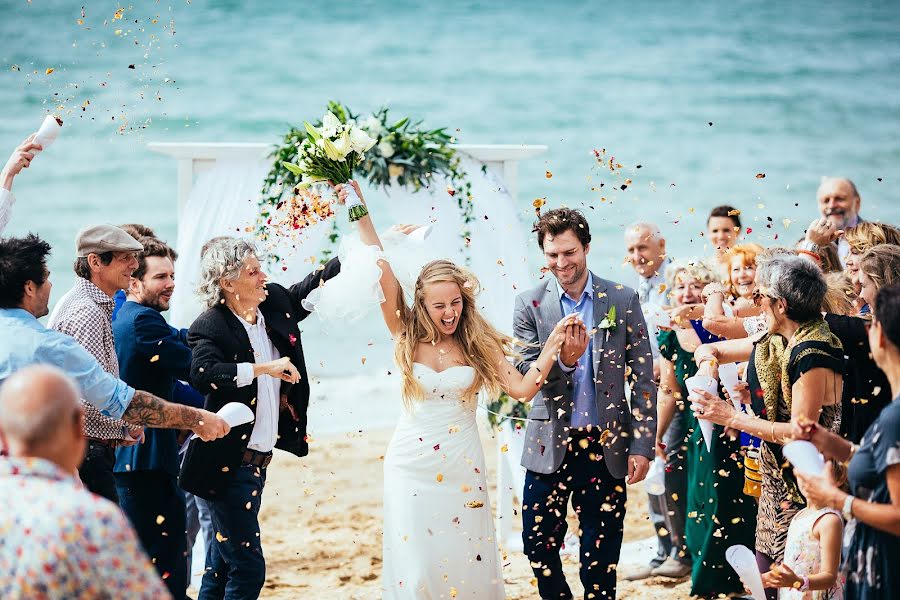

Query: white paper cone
[643,303,672,330]
[33,115,62,152]
[685,374,718,452]
[726,544,766,600]
[783,440,826,476]
[645,457,666,496]
[718,362,743,411]
[181,402,255,452]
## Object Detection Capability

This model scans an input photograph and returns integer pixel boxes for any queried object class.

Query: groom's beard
[553,262,586,287]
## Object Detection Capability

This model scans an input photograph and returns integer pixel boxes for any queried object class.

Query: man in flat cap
[48,224,147,502]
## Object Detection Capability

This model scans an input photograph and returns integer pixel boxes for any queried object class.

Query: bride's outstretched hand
[547,315,584,354]
[390,223,421,236]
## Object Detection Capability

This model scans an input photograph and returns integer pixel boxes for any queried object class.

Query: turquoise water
[2,1,899,374]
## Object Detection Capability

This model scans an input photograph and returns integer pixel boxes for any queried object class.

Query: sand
[218,425,694,600]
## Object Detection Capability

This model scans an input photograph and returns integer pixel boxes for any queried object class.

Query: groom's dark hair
[533,208,591,249]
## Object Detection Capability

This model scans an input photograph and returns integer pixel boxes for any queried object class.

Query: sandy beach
[214,424,692,599]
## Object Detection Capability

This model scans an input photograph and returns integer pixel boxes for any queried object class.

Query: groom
[515,208,657,600]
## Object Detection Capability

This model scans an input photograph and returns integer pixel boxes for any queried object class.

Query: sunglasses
[752,288,777,307]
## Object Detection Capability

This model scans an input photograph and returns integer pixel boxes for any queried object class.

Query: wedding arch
[149,140,545,548]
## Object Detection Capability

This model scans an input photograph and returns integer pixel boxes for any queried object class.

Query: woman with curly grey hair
[691,252,844,600]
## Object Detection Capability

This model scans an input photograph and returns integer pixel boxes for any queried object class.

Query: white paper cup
[32,115,62,152]
[726,544,766,600]
[718,362,743,411]
[783,440,826,477]
[685,374,718,451]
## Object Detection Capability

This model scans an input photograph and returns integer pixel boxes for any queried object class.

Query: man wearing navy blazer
[113,237,201,600]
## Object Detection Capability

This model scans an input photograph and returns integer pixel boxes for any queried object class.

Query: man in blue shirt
[114,237,203,600]
[0,234,229,450]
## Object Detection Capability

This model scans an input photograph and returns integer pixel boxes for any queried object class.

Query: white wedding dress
[381,364,505,599]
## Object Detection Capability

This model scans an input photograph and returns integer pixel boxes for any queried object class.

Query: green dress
[658,330,756,598]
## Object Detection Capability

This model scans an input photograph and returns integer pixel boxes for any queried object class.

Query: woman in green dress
[656,260,756,598]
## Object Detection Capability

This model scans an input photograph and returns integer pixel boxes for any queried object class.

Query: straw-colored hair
[822,272,856,316]
[394,260,517,408]
[720,243,764,297]
[859,244,900,294]
[844,222,900,256]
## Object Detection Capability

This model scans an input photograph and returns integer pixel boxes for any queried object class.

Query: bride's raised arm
[493,316,582,401]
[334,181,405,337]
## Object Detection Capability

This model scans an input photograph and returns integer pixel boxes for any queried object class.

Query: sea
[2,0,898,433]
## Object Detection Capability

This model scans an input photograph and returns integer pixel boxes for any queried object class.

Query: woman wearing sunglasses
[689,252,844,600]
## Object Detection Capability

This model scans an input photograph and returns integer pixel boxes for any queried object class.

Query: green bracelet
[348,204,369,222]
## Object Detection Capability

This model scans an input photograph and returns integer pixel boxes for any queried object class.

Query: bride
[329,182,581,599]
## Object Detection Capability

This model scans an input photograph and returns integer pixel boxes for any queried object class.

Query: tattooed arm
[121,389,229,441]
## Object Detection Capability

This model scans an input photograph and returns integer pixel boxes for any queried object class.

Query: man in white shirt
[807,177,864,266]
[0,134,42,234]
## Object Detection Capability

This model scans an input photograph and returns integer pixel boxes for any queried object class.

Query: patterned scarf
[752,318,842,423]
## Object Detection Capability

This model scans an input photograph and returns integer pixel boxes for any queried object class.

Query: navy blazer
[179,258,340,500]
[113,300,200,477]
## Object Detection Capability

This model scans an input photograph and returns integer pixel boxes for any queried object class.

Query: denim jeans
[115,470,189,599]
[199,464,267,600]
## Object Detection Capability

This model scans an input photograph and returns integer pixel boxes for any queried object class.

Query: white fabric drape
[171,154,531,344]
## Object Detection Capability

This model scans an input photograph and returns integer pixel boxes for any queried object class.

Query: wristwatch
[798,239,820,253]
[842,494,855,521]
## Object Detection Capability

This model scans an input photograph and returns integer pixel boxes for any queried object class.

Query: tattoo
[122,390,199,429]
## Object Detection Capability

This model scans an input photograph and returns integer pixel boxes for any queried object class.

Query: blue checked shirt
[557,274,597,428]
[0,308,134,420]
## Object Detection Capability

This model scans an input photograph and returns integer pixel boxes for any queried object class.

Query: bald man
[810,177,864,266]
[0,366,171,599]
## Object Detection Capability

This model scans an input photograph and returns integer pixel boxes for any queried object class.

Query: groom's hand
[560,319,589,367]
[626,454,650,485]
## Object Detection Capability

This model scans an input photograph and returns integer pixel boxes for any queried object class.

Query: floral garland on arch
[257,101,477,264]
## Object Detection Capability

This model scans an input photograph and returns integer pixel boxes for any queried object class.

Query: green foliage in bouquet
[259,101,476,263]
[485,392,530,429]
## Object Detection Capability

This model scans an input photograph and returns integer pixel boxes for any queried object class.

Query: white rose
[377,140,395,158]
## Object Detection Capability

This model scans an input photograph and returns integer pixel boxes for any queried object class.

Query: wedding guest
[0,365,171,600]
[113,237,201,600]
[691,254,843,600]
[655,259,755,592]
[623,221,673,580]
[793,283,900,600]
[761,463,845,599]
[0,234,230,445]
[113,223,161,320]
[826,244,900,442]
[179,237,340,599]
[518,208,656,600]
[845,223,900,313]
[702,243,765,339]
[0,134,42,234]
[822,272,856,316]
[813,177,864,265]
[706,204,741,260]
[48,224,146,502]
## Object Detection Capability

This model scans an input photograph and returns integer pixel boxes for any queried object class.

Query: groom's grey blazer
[513,271,657,480]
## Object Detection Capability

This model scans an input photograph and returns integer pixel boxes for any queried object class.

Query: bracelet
[697,355,718,367]
[797,249,821,262]
[798,575,810,592]
[770,421,777,444]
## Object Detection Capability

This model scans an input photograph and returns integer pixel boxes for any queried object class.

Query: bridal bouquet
[281,110,377,222]
[485,392,529,429]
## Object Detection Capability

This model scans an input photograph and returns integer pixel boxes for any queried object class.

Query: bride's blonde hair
[395,260,517,407]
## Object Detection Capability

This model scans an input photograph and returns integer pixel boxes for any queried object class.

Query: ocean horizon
[2,0,898,378]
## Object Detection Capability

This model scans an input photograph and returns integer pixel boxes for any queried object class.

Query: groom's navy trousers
[522,431,627,600]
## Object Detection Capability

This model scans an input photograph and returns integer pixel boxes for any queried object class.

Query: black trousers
[522,434,627,600]
[115,470,189,600]
[78,440,118,503]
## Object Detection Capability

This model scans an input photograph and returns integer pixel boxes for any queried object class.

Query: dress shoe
[650,556,692,578]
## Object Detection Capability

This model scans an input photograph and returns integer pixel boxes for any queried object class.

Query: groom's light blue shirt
[556,274,597,428]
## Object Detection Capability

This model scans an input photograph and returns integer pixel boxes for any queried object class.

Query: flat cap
[76,224,144,257]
